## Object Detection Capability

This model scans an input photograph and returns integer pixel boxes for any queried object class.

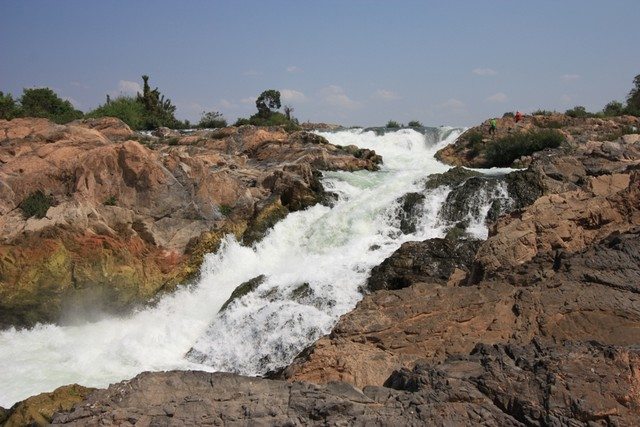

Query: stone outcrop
[0,118,381,327]
[46,341,640,426]
[435,113,640,168]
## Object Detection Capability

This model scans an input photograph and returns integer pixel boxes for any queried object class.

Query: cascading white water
[0,126,510,407]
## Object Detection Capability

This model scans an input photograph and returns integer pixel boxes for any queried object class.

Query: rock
[219,275,266,312]
[423,166,481,190]
[474,171,640,277]
[286,226,640,389]
[504,168,546,209]
[48,340,640,425]
[396,192,425,234]
[71,117,134,141]
[3,384,94,427]
[366,238,482,291]
[151,126,180,138]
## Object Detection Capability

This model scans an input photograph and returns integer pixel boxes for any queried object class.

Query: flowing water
[0,127,512,407]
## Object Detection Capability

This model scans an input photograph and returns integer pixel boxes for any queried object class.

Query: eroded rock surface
[48,341,640,426]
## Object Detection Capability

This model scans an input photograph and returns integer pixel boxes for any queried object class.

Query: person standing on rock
[489,118,497,134]
[515,111,523,123]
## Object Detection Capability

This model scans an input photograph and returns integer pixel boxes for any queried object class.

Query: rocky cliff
[0,117,381,328]
[4,114,640,426]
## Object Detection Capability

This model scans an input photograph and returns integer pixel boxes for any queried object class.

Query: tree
[407,120,423,127]
[0,91,19,120]
[198,111,227,128]
[602,100,625,116]
[136,75,179,129]
[386,120,401,128]
[283,105,294,121]
[19,88,83,123]
[255,89,281,118]
[626,74,640,115]
[565,105,589,118]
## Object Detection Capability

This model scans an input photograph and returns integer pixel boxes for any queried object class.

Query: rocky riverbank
[3,114,640,426]
[0,117,381,328]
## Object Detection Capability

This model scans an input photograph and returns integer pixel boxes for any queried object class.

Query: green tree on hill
[0,91,19,120]
[255,89,281,118]
[626,74,640,115]
[19,88,83,123]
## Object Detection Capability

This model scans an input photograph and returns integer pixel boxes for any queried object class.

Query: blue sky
[1,0,639,126]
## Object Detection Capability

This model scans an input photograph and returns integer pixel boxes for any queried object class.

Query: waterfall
[0,127,513,407]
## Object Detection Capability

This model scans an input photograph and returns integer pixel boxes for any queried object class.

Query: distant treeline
[0,76,300,131]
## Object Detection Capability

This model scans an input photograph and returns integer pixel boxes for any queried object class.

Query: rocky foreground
[3,114,640,426]
[0,118,380,327]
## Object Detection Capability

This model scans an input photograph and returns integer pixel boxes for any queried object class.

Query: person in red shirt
[515,111,523,123]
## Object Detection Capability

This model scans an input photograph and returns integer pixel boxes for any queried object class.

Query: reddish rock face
[0,118,381,327]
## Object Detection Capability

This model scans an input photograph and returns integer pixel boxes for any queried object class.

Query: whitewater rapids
[0,126,509,407]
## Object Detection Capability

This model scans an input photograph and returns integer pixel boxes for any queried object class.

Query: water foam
[0,127,474,406]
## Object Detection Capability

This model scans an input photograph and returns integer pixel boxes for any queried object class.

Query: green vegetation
[86,96,148,130]
[0,91,19,119]
[20,190,54,219]
[502,112,514,118]
[0,88,83,123]
[407,120,423,127]
[219,204,233,216]
[466,130,484,156]
[565,105,591,118]
[198,111,227,128]
[485,129,564,167]
[626,74,640,116]
[386,120,401,128]
[234,89,301,131]
[87,75,185,130]
[602,100,625,117]
[103,195,117,206]
[531,109,556,116]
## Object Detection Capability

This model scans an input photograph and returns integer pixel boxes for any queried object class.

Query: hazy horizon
[2,0,639,127]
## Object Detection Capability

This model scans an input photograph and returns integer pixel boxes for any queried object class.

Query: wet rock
[504,168,546,210]
[423,166,481,190]
[396,192,425,234]
[366,238,482,291]
[219,275,266,312]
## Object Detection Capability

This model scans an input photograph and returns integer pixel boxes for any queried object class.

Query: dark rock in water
[219,275,266,312]
[438,176,506,224]
[366,238,482,291]
[505,168,546,210]
[396,192,426,234]
[424,166,482,190]
[289,282,313,301]
[242,197,289,246]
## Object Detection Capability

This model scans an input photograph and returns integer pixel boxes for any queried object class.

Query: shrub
[20,190,54,218]
[0,91,19,119]
[86,96,148,130]
[531,109,555,116]
[626,74,640,115]
[234,118,251,126]
[386,120,401,128]
[502,112,515,118]
[485,129,564,167]
[198,111,227,128]
[219,204,232,216]
[565,105,592,118]
[602,100,625,117]
[407,120,423,127]
[103,195,117,206]
[19,88,83,124]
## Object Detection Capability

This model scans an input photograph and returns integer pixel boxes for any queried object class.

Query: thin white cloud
[243,70,261,77]
[561,74,580,81]
[64,96,81,108]
[219,99,237,109]
[117,80,142,95]
[441,98,466,110]
[70,81,89,89]
[472,68,498,76]
[286,66,302,73]
[281,89,307,103]
[560,94,572,104]
[372,89,401,100]
[486,92,508,103]
[319,85,359,109]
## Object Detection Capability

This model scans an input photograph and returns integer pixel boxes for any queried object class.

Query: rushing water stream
[0,127,513,407]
